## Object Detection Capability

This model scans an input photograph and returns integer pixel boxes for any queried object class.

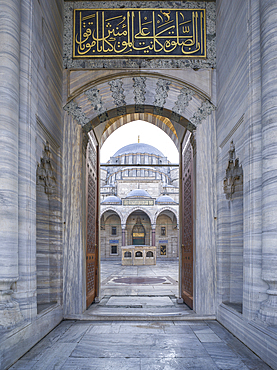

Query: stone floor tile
[193,327,215,334]
[162,323,194,334]
[194,333,222,343]
[17,336,53,362]
[141,357,219,369]
[58,322,92,343]
[206,322,272,369]
[31,343,77,370]
[203,342,249,370]
[60,357,141,370]
[117,321,167,334]
[86,322,121,334]
[71,333,206,359]
[9,360,38,369]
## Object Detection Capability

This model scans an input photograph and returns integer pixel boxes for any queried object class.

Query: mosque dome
[155,195,177,204]
[101,195,122,204]
[126,189,151,198]
[113,143,164,158]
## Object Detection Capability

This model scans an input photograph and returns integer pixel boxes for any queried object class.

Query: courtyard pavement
[100,259,179,297]
[10,261,272,369]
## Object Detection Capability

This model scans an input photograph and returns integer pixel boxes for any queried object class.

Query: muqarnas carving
[37,141,56,195]
[223,141,243,200]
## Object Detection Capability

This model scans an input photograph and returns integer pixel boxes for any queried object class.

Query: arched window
[124,251,131,258]
[146,251,153,257]
[135,251,143,257]
[132,217,145,245]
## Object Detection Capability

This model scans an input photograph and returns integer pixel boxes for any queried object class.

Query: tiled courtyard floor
[100,259,179,297]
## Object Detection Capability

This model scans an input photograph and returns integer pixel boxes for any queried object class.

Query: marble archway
[62,70,217,316]
[64,72,215,146]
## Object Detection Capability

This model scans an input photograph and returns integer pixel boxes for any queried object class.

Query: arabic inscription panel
[64,1,216,69]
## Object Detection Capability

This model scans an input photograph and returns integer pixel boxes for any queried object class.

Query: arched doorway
[63,71,216,316]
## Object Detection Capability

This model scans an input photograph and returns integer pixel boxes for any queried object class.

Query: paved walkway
[10,261,272,369]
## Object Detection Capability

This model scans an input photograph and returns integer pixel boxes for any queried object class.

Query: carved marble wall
[222,141,243,309]
[0,1,64,369]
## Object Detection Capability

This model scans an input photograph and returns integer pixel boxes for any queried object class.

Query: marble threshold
[64,296,216,321]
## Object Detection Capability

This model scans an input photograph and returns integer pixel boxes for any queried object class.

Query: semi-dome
[113,143,164,158]
[126,189,151,198]
[155,195,177,204]
[101,195,122,204]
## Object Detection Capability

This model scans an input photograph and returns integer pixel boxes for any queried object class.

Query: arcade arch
[126,210,152,246]
[100,209,122,259]
[63,70,217,316]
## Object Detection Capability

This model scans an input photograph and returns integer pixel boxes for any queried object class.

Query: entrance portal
[63,69,216,317]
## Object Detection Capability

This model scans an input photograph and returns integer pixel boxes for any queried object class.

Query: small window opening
[160,245,167,256]
[111,245,118,254]
[146,251,153,257]
[124,251,131,258]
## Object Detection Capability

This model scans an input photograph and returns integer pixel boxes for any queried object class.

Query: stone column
[151,226,156,246]
[259,0,277,325]
[122,226,126,246]
[0,0,22,327]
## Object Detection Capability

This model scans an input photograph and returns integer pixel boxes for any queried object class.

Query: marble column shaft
[243,0,266,321]
[151,227,156,246]
[122,227,126,246]
[0,0,20,293]
[260,0,277,323]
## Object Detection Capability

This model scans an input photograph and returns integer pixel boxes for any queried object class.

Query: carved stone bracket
[133,77,146,104]
[64,100,89,126]
[173,87,195,115]
[190,100,215,126]
[85,87,105,113]
[223,141,243,200]
[37,142,56,196]
[154,79,171,107]
[109,78,126,106]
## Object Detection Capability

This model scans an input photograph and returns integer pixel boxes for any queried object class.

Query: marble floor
[9,261,273,369]
[10,319,272,369]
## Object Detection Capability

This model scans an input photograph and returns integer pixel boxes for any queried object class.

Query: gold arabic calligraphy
[73,9,206,58]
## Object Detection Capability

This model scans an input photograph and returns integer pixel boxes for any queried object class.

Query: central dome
[113,143,164,158]
[126,189,151,198]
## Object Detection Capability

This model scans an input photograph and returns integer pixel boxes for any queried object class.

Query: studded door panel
[86,140,98,308]
[181,143,194,309]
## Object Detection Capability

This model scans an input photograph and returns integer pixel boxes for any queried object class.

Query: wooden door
[86,139,99,308]
[181,142,194,309]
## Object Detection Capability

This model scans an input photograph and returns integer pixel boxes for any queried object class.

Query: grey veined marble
[0,0,22,328]
[259,0,277,325]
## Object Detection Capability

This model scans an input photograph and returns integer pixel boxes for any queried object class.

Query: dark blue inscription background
[74,9,206,58]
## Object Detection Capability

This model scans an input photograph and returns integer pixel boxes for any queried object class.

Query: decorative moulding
[223,141,243,200]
